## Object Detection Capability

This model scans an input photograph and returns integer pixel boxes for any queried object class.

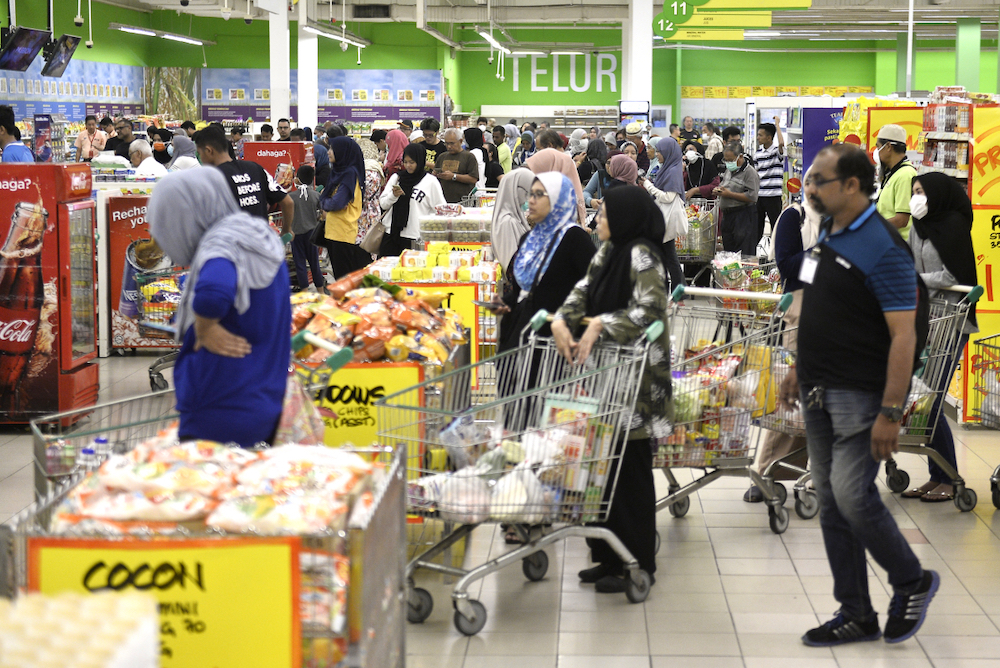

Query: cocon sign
[510,54,618,93]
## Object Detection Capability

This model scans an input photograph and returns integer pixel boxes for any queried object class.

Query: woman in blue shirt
[148,168,291,448]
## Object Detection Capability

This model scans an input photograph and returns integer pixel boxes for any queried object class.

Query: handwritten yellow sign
[866,107,923,152]
[28,537,300,668]
[753,86,777,96]
[849,86,874,93]
[728,86,753,98]
[704,86,729,99]
[963,203,1000,421]
[319,362,424,447]
[777,86,800,95]
[971,106,1000,206]
[681,86,705,99]
[824,86,849,96]
[801,86,825,96]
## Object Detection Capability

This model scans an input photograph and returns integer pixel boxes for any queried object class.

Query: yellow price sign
[801,86,825,96]
[777,86,800,95]
[728,86,752,98]
[319,362,424,447]
[824,86,849,96]
[663,29,744,41]
[866,106,923,152]
[849,86,874,93]
[704,86,729,99]
[681,86,705,98]
[688,11,772,27]
[971,107,1000,206]
[28,537,300,668]
[753,86,777,96]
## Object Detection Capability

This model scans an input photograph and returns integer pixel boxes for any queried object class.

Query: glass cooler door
[59,201,97,367]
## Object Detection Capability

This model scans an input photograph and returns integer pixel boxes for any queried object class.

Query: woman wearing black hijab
[482,142,505,189]
[152,128,173,165]
[551,185,674,594]
[464,127,487,191]
[577,137,608,185]
[681,139,719,199]
[900,172,979,503]
[378,143,446,257]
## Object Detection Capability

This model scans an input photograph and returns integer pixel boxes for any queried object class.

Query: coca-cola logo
[255,150,290,158]
[70,171,92,194]
[112,206,147,228]
[0,178,32,192]
[0,319,36,344]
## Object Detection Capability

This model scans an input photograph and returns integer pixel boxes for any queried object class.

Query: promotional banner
[0,58,144,122]
[27,536,300,668]
[866,107,923,152]
[243,142,314,190]
[317,362,424,448]
[964,207,1000,423]
[201,68,442,123]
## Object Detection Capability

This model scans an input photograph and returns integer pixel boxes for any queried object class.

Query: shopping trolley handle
[281,233,293,245]
[939,284,984,304]
[530,310,664,342]
[670,285,794,312]
[291,331,354,372]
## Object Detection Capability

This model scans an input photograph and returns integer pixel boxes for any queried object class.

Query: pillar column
[269,6,291,123]
[675,48,682,125]
[896,33,915,94]
[622,0,653,103]
[297,1,318,130]
[956,19,981,92]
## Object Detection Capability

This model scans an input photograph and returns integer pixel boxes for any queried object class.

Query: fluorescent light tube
[119,26,155,36]
[746,31,781,37]
[478,30,510,54]
[162,33,202,45]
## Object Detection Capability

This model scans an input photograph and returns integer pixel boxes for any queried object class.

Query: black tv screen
[0,27,51,72]
[41,34,81,77]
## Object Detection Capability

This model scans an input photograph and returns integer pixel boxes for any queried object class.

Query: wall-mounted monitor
[0,27,52,72]
[41,34,81,77]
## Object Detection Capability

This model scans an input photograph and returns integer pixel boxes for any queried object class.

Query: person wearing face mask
[645,137,661,178]
[714,142,760,256]
[703,122,725,161]
[681,139,720,199]
[873,124,918,240]
[900,173,978,503]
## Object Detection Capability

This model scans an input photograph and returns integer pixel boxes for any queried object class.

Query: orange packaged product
[291,304,315,334]
[352,338,386,362]
[328,268,370,300]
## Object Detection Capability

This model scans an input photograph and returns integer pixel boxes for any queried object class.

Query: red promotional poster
[0,163,99,423]
[243,142,314,192]
[106,195,174,349]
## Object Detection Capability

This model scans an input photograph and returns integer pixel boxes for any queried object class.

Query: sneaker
[884,570,940,643]
[802,613,882,647]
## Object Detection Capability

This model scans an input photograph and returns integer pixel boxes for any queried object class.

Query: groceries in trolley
[136,271,185,329]
[50,427,379,536]
[408,394,619,525]
[675,197,717,260]
[711,251,782,292]
[291,271,467,365]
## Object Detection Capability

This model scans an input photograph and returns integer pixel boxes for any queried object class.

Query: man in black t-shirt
[112,120,139,160]
[193,125,293,234]
[419,118,444,169]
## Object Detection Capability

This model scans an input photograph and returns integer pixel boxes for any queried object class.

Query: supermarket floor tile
[5,357,1000,666]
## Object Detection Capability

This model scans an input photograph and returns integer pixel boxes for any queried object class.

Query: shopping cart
[10,392,406,667]
[970,334,1000,508]
[460,187,498,208]
[134,266,186,392]
[377,313,664,635]
[676,197,719,285]
[656,285,795,534]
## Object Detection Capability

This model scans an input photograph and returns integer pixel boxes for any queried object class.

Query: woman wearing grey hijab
[504,123,520,151]
[490,168,535,271]
[148,167,291,448]
[167,135,199,171]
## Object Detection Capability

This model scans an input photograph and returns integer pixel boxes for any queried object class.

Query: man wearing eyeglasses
[112,120,137,160]
[276,118,292,141]
[435,128,479,203]
[780,144,936,648]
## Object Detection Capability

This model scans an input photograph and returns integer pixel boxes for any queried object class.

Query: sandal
[504,526,527,545]
[920,490,954,502]
[901,482,937,499]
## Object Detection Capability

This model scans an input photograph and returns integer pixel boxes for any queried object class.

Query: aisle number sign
[27,537,300,668]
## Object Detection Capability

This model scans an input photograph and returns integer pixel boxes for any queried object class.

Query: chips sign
[319,362,424,448]
[27,537,300,668]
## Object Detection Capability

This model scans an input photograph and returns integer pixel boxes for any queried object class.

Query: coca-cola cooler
[0,163,99,424]
[243,141,315,192]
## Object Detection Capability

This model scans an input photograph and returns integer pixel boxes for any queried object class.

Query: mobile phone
[472,299,495,308]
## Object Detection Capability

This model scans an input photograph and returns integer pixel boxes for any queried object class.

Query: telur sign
[510,54,618,93]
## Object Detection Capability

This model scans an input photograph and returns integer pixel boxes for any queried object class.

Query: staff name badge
[799,255,819,284]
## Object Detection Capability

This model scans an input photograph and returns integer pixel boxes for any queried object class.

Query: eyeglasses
[528,190,548,200]
[804,175,844,188]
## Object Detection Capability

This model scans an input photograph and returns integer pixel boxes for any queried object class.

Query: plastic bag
[274,372,327,446]
[490,463,545,524]
[437,468,490,524]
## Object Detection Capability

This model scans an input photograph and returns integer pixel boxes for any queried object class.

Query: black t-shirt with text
[215,160,288,220]
[423,141,444,166]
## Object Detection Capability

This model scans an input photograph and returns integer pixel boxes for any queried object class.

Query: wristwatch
[452,173,457,181]
[880,405,904,422]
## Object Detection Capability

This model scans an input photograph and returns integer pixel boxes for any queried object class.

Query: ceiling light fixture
[478,30,510,54]
[512,50,545,55]
[551,51,584,55]
[108,23,215,45]
[117,25,155,36]
[303,24,369,49]
[745,31,781,37]
[162,33,202,45]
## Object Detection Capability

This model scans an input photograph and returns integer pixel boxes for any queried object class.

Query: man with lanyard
[873,124,917,240]
[780,144,937,648]
[754,118,785,247]
[194,125,294,237]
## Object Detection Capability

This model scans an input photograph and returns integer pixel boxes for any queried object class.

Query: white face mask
[478,124,486,131]
[872,145,882,166]
[910,193,928,220]
[685,150,699,163]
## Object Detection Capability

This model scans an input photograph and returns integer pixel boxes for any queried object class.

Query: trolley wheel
[407,587,434,624]
[954,487,978,513]
[794,490,820,520]
[150,374,169,392]
[453,600,487,636]
[668,495,690,518]
[771,481,788,506]
[992,485,1000,510]
[625,569,652,604]
[768,505,789,534]
[885,466,910,494]
[654,530,661,555]
[522,551,549,582]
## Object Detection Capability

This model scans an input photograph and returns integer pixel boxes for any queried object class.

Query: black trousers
[587,437,657,574]
[322,239,372,280]
[720,204,759,257]
[661,241,685,295]
[757,195,783,246]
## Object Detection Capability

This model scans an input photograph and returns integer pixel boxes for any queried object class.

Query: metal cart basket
[377,315,663,635]
[134,266,186,392]
[676,197,719,264]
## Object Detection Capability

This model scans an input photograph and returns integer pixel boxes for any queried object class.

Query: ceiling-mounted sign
[654,10,767,37]
[662,29,744,41]
[697,0,811,9]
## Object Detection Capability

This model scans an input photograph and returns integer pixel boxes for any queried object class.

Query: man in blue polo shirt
[779,144,937,648]
[0,106,34,163]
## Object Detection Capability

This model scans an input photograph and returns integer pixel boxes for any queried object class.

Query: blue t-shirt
[174,258,291,448]
[798,204,917,393]
[1,142,34,163]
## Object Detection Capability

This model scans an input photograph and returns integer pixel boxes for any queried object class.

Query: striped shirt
[754,142,784,198]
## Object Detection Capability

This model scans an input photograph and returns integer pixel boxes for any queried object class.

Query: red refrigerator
[0,163,99,424]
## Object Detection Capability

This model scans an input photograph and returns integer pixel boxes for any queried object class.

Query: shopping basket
[377,312,664,635]
[675,197,718,265]
[9,394,406,668]
[656,285,795,534]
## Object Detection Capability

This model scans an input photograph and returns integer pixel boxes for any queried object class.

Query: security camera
[356,54,361,65]
[180,0,189,5]
[244,16,252,24]
[339,41,348,52]
[74,15,84,26]
[488,55,494,64]
[221,7,232,19]
[85,40,93,48]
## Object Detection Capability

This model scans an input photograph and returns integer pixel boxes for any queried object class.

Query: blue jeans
[801,385,923,622]
[927,333,969,484]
